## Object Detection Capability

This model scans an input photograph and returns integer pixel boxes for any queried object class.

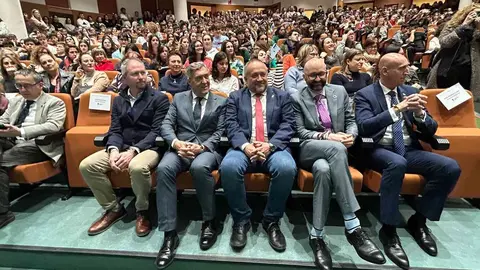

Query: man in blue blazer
[80,58,170,237]
[220,59,296,252]
[355,54,460,269]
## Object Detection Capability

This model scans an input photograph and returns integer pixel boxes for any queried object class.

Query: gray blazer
[0,91,66,162]
[291,84,357,143]
[161,90,227,163]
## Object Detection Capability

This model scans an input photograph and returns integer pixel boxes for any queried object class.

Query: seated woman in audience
[0,54,23,93]
[159,52,190,95]
[335,30,363,60]
[284,44,319,95]
[148,45,169,78]
[70,52,109,99]
[251,44,284,90]
[64,35,77,47]
[101,36,116,58]
[179,37,190,64]
[145,35,160,59]
[78,40,90,54]
[319,37,341,70]
[372,16,389,42]
[362,38,380,73]
[330,49,372,102]
[92,48,114,71]
[30,46,56,73]
[39,53,74,93]
[230,35,250,63]
[184,40,212,70]
[221,40,244,79]
[283,39,314,75]
[209,52,239,95]
[114,44,145,70]
[64,17,76,32]
[59,45,79,72]
[111,33,132,59]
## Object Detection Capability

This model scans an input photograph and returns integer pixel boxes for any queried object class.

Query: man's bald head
[378,53,409,89]
[303,58,327,93]
[304,58,326,75]
[378,53,407,71]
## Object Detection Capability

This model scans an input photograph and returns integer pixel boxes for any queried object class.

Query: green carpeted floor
[0,189,479,270]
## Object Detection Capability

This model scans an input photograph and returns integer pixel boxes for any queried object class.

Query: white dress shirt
[379,82,425,147]
[241,90,269,150]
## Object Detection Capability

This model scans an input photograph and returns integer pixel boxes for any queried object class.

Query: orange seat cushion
[363,170,425,195]
[10,161,62,184]
[297,167,363,193]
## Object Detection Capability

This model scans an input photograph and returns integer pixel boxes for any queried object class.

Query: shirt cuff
[388,107,400,122]
[171,138,178,149]
[241,142,249,151]
[414,111,427,122]
[107,146,119,153]
[129,146,140,154]
[20,128,25,138]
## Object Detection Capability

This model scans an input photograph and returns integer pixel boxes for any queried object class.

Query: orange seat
[230,69,238,78]
[387,26,400,39]
[147,70,159,88]
[105,71,120,83]
[244,173,271,192]
[144,58,152,65]
[301,38,313,43]
[327,66,342,83]
[276,38,286,47]
[363,170,425,195]
[235,55,244,64]
[297,167,363,193]
[139,49,147,58]
[20,60,31,67]
[65,92,118,187]
[108,58,121,67]
[135,43,142,50]
[419,89,480,198]
[10,93,75,184]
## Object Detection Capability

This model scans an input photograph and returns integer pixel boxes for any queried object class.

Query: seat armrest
[289,137,301,148]
[416,132,450,150]
[360,137,374,148]
[93,133,109,147]
[219,136,230,148]
[35,130,67,146]
[155,136,165,147]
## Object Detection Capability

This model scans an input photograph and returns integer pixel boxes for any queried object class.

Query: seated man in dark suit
[155,62,226,269]
[79,58,170,237]
[220,59,297,252]
[0,68,66,229]
[355,53,460,269]
[292,58,385,270]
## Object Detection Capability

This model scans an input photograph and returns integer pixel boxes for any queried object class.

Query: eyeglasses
[306,73,326,80]
[15,81,41,90]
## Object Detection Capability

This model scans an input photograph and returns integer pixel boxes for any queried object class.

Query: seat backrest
[230,69,238,78]
[140,49,147,58]
[105,70,120,82]
[49,93,75,130]
[76,92,118,126]
[327,66,342,83]
[144,58,152,65]
[108,58,121,67]
[162,91,173,103]
[211,90,228,98]
[277,38,286,47]
[147,70,159,88]
[135,43,142,50]
[301,38,313,43]
[20,60,31,67]
[387,26,400,39]
[235,55,244,64]
[420,89,476,128]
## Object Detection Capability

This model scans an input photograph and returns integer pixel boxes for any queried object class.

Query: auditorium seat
[327,66,342,83]
[387,25,400,39]
[277,38,286,47]
[108,58,120,67]
[363,170,425,195]
[105,71,120,83]
[297,167,363,193]
[65,92,117,187]
[147,70,159,88]
[235,55,244,64]
[9,93,75,184]
[419,89,480,198]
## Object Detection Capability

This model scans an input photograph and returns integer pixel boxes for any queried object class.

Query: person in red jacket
[92,48,114,71]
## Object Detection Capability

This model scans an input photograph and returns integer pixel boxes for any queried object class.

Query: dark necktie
[193,96,202,127]
[388,91,406,156]
[14,100,34,127]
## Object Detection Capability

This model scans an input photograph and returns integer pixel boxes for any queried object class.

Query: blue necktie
[388,91,406,156]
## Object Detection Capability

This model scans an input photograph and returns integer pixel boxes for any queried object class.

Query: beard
[308,79,326,92]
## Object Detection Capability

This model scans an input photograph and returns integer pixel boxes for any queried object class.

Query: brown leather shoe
[136,211,151,237]
[88,207,126,236]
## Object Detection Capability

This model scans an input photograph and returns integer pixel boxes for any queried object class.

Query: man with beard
[292,58,385,270]
[79,58,170,237]
[220,59,296,252]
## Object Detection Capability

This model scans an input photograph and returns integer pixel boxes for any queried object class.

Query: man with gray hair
[80,58,170,237]
[155,62,226,269]
[0,69,66,229]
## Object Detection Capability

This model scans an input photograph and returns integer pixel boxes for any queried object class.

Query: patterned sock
[344,212,361,234]
[310,226,324,239]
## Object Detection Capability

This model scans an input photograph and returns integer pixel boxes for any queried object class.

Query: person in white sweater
[209,52,239,95]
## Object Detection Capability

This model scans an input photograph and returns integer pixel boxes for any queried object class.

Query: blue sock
[344,212,361,234]
[310,226,324,239]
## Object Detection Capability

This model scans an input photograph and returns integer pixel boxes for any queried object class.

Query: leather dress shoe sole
[136,228,151,237]
[87,212,127,236]
[0,213,15,229]
[155,238,180,270]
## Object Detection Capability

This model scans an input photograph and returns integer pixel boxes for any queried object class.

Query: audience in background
[209,52,239,95]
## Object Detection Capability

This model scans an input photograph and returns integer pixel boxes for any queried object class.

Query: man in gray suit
[0,69,66,229]
[155,62,226,269]
[292,58,384,270]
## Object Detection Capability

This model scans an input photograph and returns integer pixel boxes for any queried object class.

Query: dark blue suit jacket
[354,82,438,147]
[225,87,295,151]
[106,86,170,152]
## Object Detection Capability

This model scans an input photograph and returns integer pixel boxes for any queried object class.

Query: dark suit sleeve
[269,93,295,150]
[106,97,124,150]
[160,94,178,147]
[202,99,226,152]
[225,92,249,149]
[354,89,394,140]
[133,93,170,151]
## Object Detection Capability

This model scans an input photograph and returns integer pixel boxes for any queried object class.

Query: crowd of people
[0,2,478,270]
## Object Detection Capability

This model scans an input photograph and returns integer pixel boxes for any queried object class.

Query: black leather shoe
[200,219,218,251]
[407,217,438,256]
[379,228,410,270]
[230,222,250,250]
[309,237,333,270]
[263,222,286,252]
[346,228,386,264]
[155,232,180,269]
[0,211,15,229]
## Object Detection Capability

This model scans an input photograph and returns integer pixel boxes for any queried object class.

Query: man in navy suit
[80,58,170,237]
[355,53,460,269]
[220,59,296,252]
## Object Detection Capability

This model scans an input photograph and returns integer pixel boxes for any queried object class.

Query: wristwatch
[269,143,276,152]
[393,105,401,114]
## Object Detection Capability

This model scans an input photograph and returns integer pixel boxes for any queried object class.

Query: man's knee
[128,160,150,176]
[312,159,330,175]
[189,162,210,177]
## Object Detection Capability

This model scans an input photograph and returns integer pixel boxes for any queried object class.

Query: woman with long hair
[209,52,239,95]
[221,40,244,78]
[0,54,23,93]
[284,44,319,95]
[29,9,48,32]
[101,36,116,58]
[230,35,250,63]
[59,45,79,72]
[319,37,341,70]
[30,46,56,72]
[145,35,160,59]
[148,45,169,78]
[78,40,90,54]
[184,40,212,70]
[178,36,190,64]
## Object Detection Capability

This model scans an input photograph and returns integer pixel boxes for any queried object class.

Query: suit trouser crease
[0,139,49,213]
[299,140,360,229]
[220,149,296,226]
[156,151,218,232]
[369,147,460,225]
[79,149,159,212]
